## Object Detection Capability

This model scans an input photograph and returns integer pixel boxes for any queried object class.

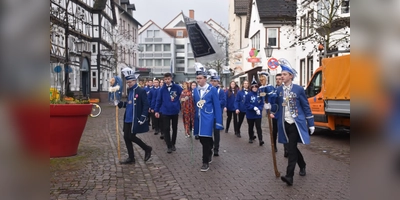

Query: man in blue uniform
[208,69,226,156]
[270,63,315,186]
[193,63,224,172]
[117,67,152,164]
[155,73,182,153]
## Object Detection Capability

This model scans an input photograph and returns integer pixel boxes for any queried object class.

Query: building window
[176,30,183,37]
[250,31,260,50]
[307,56,313,83]
[92,44,96,53]
[164,44,171,51]
[187,59,195,68]
[145,44,153,52]
[163,59,171,66]
[176,58,184,64]
[139,59,144,66]
[92,71,97,88]
[266,28,279,48]
[300,59,306,86]
[176,44,184,50]
[308,10,314,36]
[154,59,162,66]
[147,30,153,38]
[154,44,162,51]
[342,0,350,14]
[300,15,307,38]
[145,59,153,67]
[154,30,160,37]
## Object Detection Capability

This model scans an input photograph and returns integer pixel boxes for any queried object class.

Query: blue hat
[194,63,208,76]
[279,58,297,78]
[121,67,139,80]
[208,69,220,81]
[257,71,269,77]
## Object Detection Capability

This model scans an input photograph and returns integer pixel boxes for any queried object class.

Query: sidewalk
[50,103,350,199]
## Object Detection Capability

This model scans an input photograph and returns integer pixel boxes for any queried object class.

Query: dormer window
[176,30,183,37]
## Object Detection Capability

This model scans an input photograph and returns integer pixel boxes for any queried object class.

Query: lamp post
[264,44,274,85]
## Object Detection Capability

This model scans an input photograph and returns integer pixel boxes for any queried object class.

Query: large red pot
[50,104,92,157]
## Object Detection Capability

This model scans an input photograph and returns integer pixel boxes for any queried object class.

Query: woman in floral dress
[180,81,195,137]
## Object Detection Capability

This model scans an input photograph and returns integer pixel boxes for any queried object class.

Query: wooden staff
[115,93,121,161]
[267,109,280,177]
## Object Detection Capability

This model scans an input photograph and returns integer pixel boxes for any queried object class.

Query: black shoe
[275,147,278,152]
[252,136,257,140]
[200,163,209,172]
[171,145,176,151]
[160,134,164,139]
[236,134,241,138]
[154,132,159,135]
[284,151,289,158]
[195,135,199,140]
[281,176,293,186]
[225,129,228,133]
[144,147,152,161]
[299,167,306,176]
[213,150,219,156]
[120,158,135,165]
[249,139,253,144]
[259,140,265,146]
[167,148,172,154]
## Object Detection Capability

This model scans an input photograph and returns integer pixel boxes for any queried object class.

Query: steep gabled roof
[138,20,169,35]
[234,0,249,15]
[206,19,229,37]
[257,0,296,24]
[163,12,184,29]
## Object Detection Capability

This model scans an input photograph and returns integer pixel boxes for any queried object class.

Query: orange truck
[305,54,350,131]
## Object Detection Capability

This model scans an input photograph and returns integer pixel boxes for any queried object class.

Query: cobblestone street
[50,103,350,200]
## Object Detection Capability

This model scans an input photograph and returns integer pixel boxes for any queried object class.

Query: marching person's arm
[212,88,224,130]
[138,89,149,125]
[154,88,162,118]
[298,87,315,133]
[234,91,240,114]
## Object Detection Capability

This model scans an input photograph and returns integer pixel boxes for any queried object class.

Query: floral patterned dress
[180,89,195,136]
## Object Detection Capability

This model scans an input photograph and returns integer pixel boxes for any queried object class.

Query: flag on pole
[183,14,224,63]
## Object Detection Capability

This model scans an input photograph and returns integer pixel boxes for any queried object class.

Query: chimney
[189,9,194,19]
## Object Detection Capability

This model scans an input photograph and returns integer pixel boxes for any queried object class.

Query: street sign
[267,58,279,70]
[247,57,261,63]
[54,65,62,73]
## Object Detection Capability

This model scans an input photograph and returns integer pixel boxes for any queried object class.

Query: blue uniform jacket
[225,90,237,111]
[155,82,182,115]
[259,84,276,103]
[193,84,224,137]
[150,87,160,110]
[271,84,314,144]
[235,89,249,112]
[215,86,226,111]
[120,84,149,134]
[245,90,264,119]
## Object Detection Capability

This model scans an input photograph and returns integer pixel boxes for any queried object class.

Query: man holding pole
[270,62,315,186]
[117,67,152,164]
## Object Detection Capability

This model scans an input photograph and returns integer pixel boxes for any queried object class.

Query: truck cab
[305,54,350,131]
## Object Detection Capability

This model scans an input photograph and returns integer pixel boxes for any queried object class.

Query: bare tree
[287,0,350,55]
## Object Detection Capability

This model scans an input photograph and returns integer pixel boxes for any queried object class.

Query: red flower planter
[50,104,92,158]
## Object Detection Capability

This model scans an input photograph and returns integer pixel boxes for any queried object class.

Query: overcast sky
[130,0,229,29]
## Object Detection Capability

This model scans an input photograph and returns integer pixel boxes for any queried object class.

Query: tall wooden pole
[267,109,280,177]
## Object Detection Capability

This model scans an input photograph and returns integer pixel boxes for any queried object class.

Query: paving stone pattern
[50,103,350,200]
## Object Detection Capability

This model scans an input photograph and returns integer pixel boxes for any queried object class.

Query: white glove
[113,100,119,106]
[309,126,315,135]
[256,110,261,115]
[253,107,259,111]
[138,120,145,125]
[264,103,271,110]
